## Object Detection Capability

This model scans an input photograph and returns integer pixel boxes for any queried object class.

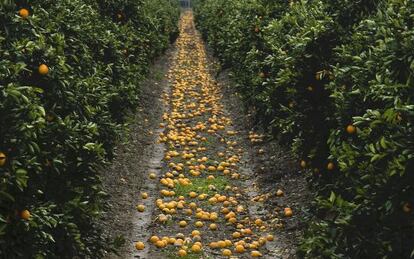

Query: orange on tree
[38,64,49,75]
[346,124,357,134]
[20,209,31,220]
[0,152,6,166]
[403,202,412,213]
[327,162,335,171]
[19,8,29,19]
[300,160,307,169]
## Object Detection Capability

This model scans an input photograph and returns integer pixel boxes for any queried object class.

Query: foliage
[0,0,179,257]
[194,0,413,257]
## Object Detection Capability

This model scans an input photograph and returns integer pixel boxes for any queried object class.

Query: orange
[276,189,284,197]
[141,192,148,199]
[235,244,245,253]
[191,244,202,253]
[135,241,145,250]
[189,202,197,209]
[185,209,192,216]
[175,239,184,246]
[242,228,252,235]
[155,240,166,248]
[254,218,263,226]
[266,234,274,241]
[284,208,293,217]
[225,211,235,219]
[209,223,217,230]
[177,249,187,256]
[195,221,203,228]
[20,209,31,220]
[210,213,218,221]
[251,250,263,257]
[232,232,241,239]
[403,202,412,213]
[224,240,232,246]
[221,208,230,214]
[0,152,6,166]
[209,242,218,249]
[346,125,356,134]
[217,240,226,248]
[207,165,216,171]
[327,162,335,171]
[179,220,187,227]
[38,64,49,75]
[228,217,237,224]
[218,196,227,202]
[149,236,159,243]
[300,160,307,169]
[222,249,232,256]
[136,204,145,212]
[19,8,29,19]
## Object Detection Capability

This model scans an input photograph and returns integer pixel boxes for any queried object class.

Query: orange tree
[305,1,414,257]
[194,0,413,257]
[0,0,178,257]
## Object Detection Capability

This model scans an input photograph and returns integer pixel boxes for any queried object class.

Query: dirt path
[100,40,175,258]
[103,10,310,259]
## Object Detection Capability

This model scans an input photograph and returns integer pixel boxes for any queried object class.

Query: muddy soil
[100,45,175,258]
[214,66,312,258]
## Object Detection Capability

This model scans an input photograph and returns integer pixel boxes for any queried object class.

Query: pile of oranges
[133,11,293,258]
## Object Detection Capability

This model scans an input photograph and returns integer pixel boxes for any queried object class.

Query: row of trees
[0,0,179,257]
[194,0,413,257]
